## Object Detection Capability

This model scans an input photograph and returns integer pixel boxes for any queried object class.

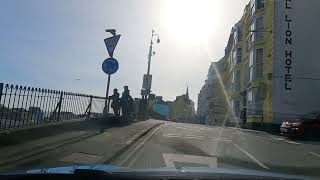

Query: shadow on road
[0,116,134,147]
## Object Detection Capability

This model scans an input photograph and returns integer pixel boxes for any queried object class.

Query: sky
[0,0,248,106]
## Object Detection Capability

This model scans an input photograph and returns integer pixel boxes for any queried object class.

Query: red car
[280,112,320,138]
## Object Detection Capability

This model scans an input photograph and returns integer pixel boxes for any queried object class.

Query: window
[248,21,255,46]
[232,70,240,92]
[236,48,242,64]
[244,63,249,87]
[247,87,264,116]
[256,0,265,10]
[255,48,264,79]
[256,17,264,40]
[233,99,241,117]
[234,27,242,43]
[249,48,264,82]
[251,0,264,15]
[232,48,242,66]
[249,50,254,81]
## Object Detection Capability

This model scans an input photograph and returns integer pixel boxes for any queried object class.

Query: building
[197,60,228,125]
[198,0,320,130]
[172,87,196,123]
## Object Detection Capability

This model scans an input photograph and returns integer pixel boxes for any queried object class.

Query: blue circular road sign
[102,58,119,75]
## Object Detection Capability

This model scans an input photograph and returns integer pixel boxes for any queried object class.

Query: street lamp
[143,29,160,99]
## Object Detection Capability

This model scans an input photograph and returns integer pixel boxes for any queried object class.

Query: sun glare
[163,0,221,46]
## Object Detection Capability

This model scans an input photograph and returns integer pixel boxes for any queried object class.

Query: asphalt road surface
[112,121,320,178]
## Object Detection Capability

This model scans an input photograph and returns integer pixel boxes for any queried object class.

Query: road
[112,121,320,178]
[1,120,320,178]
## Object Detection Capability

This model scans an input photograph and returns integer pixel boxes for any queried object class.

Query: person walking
[109,88,121,116]
[121,86,132,119]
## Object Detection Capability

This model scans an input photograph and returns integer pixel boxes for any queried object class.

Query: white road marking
[271,137,286,141]
[211,137,230,141]
[183,136,205,140]
[173,126,191,131]
[309,152,320,158]
[166,133,182,137]
[162,153,217,168]
[232,143,269,169]
[285,141,301,145]
[126,130,146,144]
[119,124,164,166]
[164,134,230,142]
[185,134,205,138]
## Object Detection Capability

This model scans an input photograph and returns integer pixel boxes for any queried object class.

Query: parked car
[280,112,320,138]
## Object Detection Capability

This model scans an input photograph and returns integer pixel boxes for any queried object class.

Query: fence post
[88,96,93,118]
[57,92,63,121]
[0,83,3,104]
[83,96,93,119]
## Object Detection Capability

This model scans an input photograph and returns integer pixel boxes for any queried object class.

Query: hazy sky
[0,0,248,105]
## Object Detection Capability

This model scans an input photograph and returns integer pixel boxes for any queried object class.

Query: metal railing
[0,83,106,131]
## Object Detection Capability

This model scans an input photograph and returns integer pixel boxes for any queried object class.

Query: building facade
[198,0,320,129]
[172,88,196,123]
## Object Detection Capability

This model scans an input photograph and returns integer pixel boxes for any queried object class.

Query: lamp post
[142,29,160,100]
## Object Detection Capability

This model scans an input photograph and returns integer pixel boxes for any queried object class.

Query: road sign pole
[105,73,111,113]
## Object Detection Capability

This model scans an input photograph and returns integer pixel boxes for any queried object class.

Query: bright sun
[162,0,221,46]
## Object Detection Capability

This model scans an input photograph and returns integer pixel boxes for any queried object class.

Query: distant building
[172,87,196,123]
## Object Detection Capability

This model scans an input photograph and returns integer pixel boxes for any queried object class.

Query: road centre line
[119,124,164,166]
[232,142,269,170]
[310,152,320,158]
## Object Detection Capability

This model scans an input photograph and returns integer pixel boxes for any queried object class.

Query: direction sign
[142,74,152,90]
[104,34,121,58]
[102,58,119,75]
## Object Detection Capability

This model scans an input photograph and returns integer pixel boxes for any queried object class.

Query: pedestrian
[109,88,121,116]
[121,86,132,118]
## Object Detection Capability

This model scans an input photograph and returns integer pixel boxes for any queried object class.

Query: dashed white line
[232,142,269,170]
[310,152,320,159]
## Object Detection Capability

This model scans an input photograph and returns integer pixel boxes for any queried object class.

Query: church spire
[186,86,189,98]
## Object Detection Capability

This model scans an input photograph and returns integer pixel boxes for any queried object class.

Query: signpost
[142,74,152,90]
[102,31,121,116]
[104,35,121,58]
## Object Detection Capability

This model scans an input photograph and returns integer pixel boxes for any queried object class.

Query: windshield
[0,0,320,179]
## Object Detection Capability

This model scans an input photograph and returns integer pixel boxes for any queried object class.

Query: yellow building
[199,0,320,129]
[223,0,274,128]
[223,0,320,129]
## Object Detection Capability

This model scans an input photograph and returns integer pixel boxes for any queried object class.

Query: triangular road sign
[104,34,121,58]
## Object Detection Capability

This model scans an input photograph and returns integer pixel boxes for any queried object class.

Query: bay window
[247,87,264,116]
[249,47,264,82]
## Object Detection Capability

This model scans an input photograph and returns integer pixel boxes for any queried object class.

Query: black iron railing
[0,83,106,130]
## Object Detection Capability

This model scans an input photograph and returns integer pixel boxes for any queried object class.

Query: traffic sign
[142,74,152,90]
[102,58,119,75]
[104,35,121,58]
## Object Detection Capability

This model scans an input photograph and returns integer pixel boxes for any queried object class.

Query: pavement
[111,121,320,178]
[0,119,164,172]
[1,120,320,178]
